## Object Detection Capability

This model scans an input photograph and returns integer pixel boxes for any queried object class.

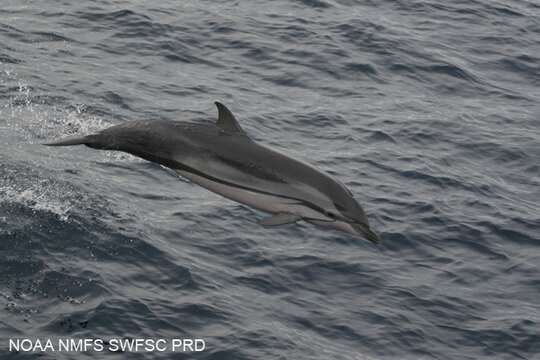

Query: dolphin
[44,102,380,243]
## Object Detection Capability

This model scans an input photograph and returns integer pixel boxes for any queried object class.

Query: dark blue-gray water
[1,1,539,359]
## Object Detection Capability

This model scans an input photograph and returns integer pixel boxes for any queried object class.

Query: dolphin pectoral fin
[258,213,302,226]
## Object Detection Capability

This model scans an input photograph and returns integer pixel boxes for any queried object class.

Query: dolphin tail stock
[43,134,98,147]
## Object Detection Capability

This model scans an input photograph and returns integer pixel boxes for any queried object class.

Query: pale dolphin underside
[45,102,380,243]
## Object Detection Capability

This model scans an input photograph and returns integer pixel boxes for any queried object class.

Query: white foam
[0,183,73,222]
[0,76,140,163]
[0,84,108,141]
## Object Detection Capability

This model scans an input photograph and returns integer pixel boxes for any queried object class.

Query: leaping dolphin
[45,102,380,243]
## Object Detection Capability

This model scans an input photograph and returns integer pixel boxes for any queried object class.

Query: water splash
[0,178,73,222]
[0,75,138,162]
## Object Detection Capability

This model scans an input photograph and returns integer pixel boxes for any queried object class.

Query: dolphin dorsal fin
[215,102,246,135]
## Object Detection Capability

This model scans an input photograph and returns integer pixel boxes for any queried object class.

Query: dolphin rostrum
[45,102,380,243]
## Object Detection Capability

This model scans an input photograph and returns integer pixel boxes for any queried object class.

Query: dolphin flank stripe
[215,155,287,183]
[122,146,332,220]
[173,156,334,222]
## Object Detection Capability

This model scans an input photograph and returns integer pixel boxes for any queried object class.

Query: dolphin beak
[348,222,381,244]
[308,219,381,243]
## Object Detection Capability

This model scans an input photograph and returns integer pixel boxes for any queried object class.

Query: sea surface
[1,1,539,359]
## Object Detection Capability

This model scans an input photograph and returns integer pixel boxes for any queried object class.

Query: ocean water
[1,0,539,359]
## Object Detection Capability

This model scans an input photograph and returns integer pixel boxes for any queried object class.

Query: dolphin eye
[325,211,337,220]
